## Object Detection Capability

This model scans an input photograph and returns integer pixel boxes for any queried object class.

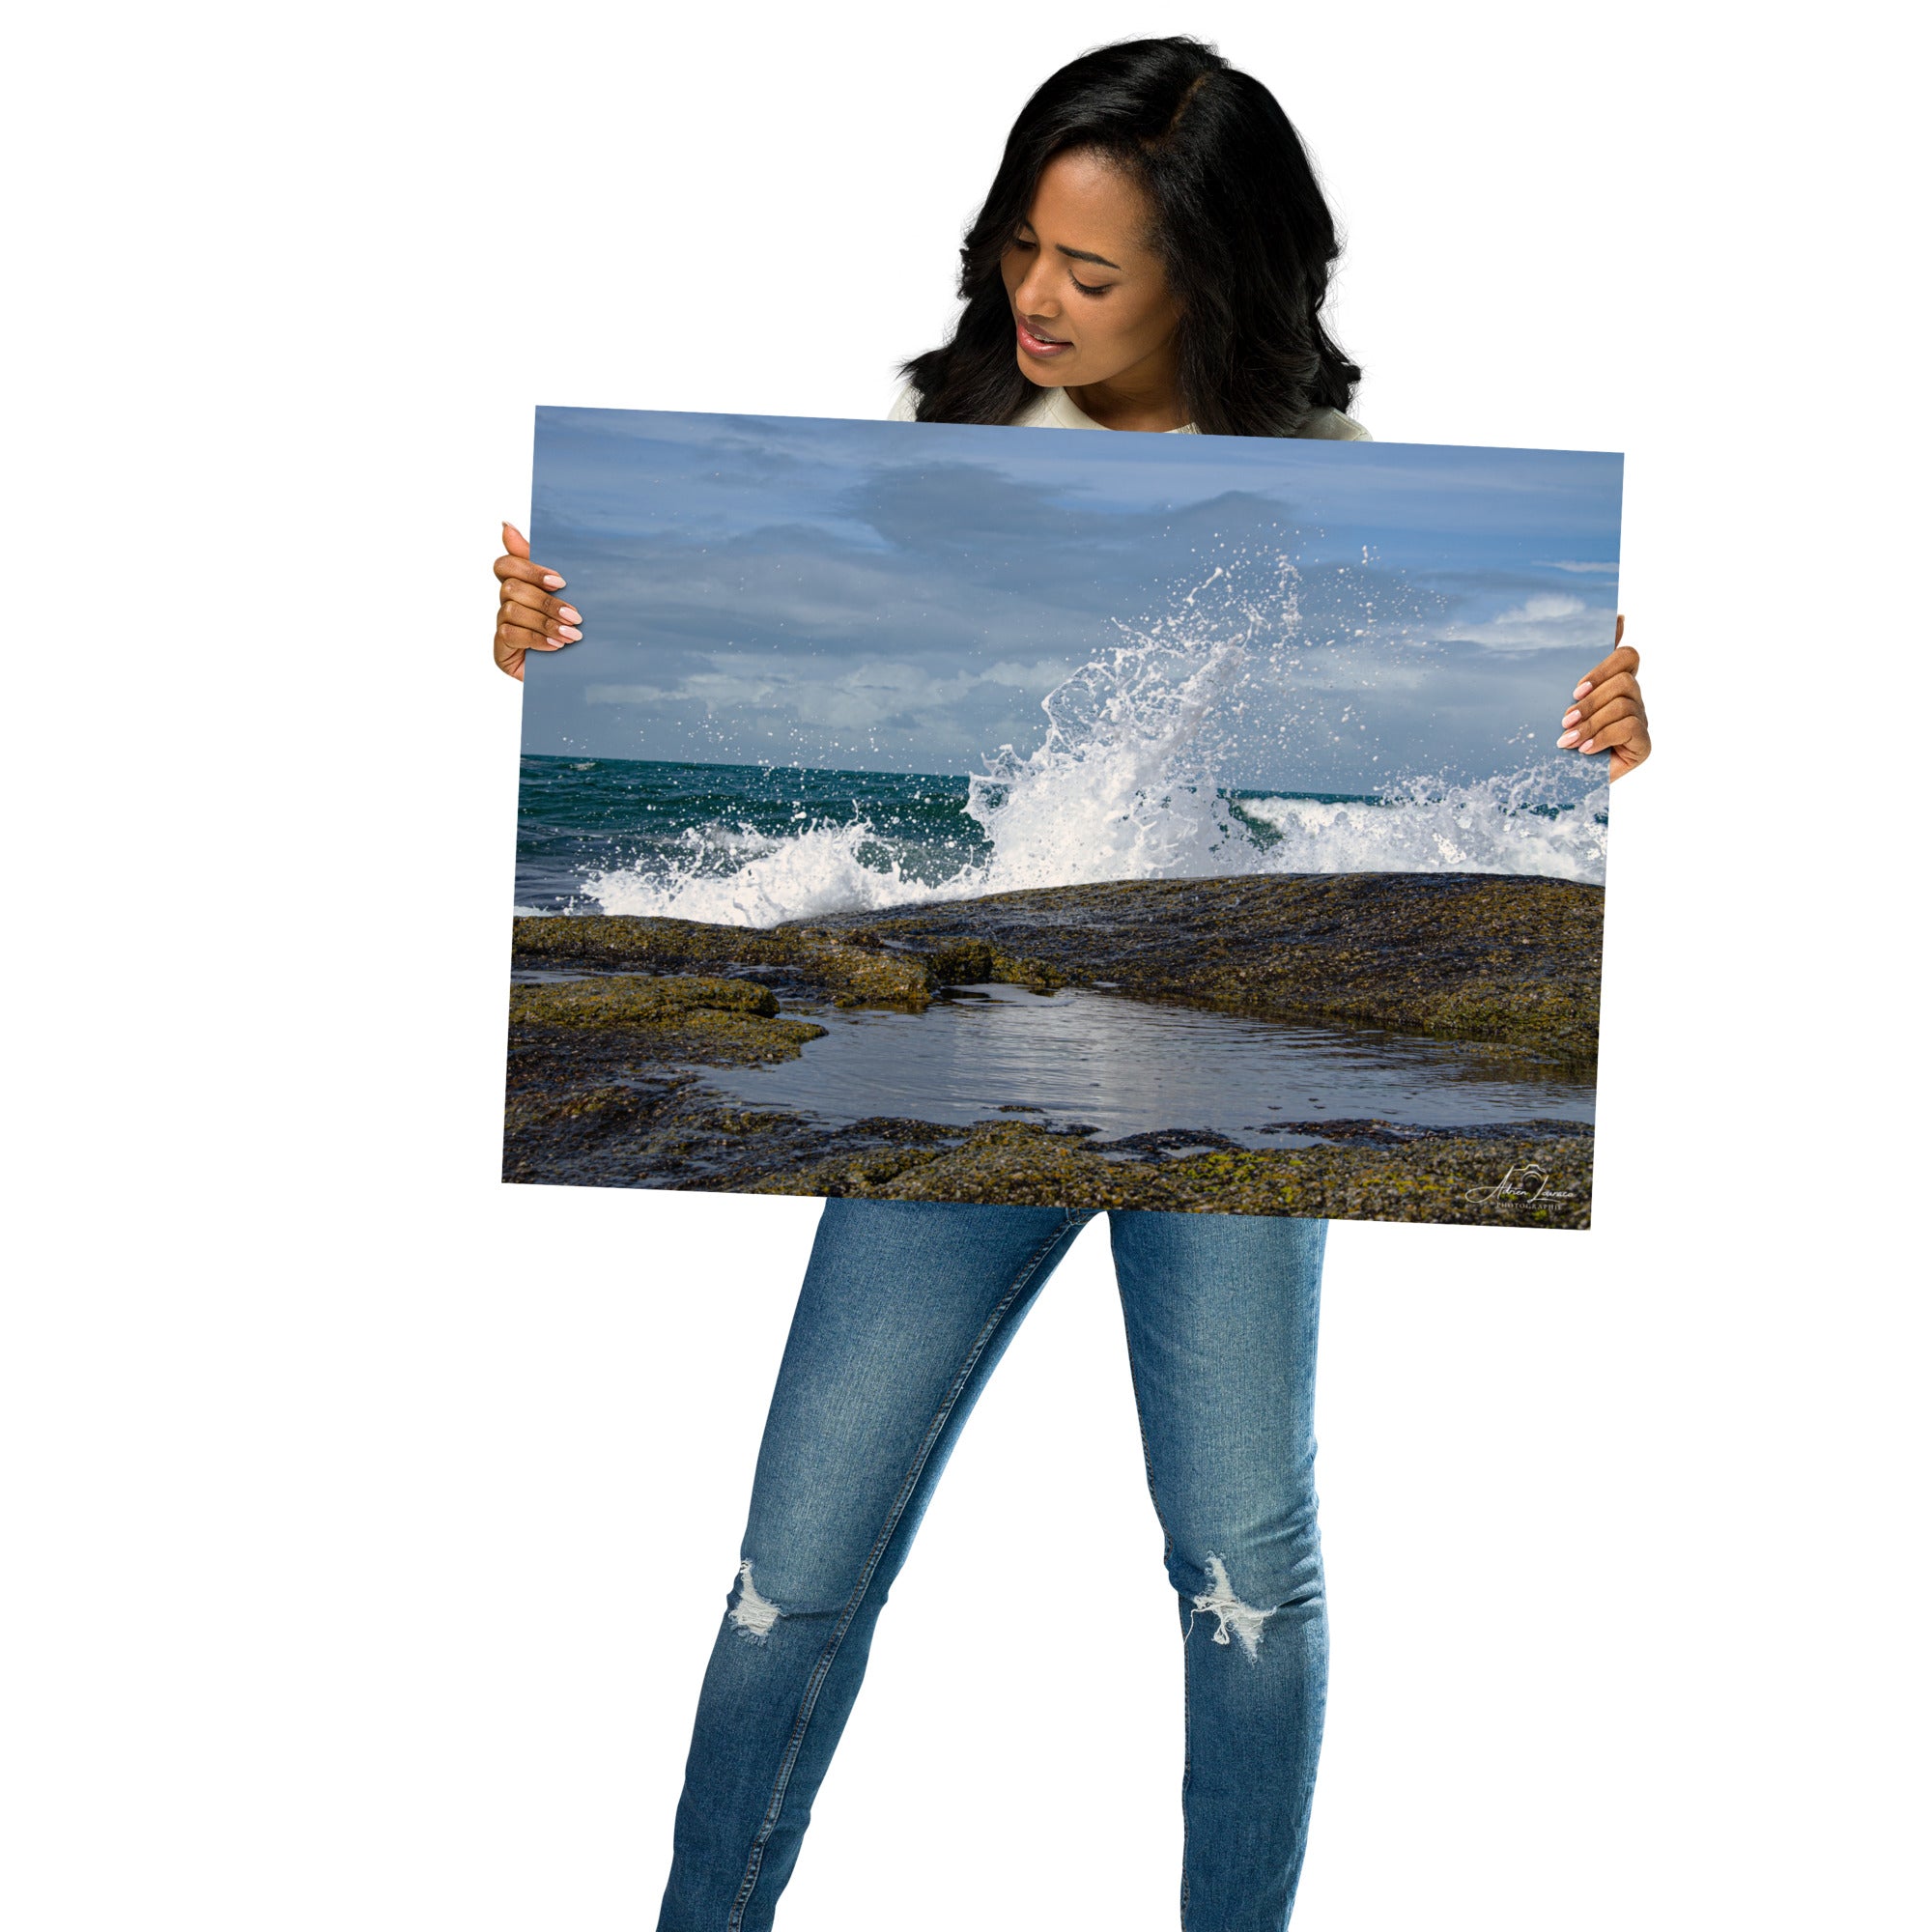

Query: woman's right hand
[493,522,582,682]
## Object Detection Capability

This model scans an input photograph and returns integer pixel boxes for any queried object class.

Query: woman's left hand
[1558,615,1650,780]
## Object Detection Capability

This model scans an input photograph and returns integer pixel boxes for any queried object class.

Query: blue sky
[522,406,1623,792]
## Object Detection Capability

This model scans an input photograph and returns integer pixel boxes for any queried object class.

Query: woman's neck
[1065,340,1188,433]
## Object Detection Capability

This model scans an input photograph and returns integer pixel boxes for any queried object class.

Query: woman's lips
[1016,316,1072,358]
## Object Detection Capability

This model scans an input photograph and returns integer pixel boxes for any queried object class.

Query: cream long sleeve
[886,380,1371,440]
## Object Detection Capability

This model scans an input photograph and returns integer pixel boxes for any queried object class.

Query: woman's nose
[1013,260,1060,320]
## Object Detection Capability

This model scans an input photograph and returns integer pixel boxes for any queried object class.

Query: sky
[522,406,1623,794]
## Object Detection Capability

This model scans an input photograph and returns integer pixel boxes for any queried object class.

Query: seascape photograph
[507,407,1621,1227]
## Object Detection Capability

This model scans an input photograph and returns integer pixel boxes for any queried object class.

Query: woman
[493,38,1650,1932]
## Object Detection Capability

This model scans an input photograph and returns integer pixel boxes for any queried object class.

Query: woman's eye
[1070,275,1111,297]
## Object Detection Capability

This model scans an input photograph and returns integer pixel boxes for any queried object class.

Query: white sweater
[888,380,1370,440]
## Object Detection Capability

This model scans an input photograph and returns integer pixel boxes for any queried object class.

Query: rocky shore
[504,873,1600,1228]
[796,871,1603,1057]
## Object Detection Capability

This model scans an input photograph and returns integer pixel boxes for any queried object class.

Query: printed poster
[507,407,1619,1228]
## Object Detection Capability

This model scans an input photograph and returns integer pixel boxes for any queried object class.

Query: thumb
[501,521,531,560]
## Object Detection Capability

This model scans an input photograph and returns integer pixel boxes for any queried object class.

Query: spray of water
[581,549,1606,924]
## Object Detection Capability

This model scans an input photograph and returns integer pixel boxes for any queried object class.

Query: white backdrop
[5,4,1925,1928]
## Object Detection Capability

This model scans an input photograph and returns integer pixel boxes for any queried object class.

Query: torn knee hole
[1190,1555,1271,1662]
[728,1559,784,1640]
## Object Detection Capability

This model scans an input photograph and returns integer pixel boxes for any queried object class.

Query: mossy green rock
[794,872,1602,1057]
[823,929,1066,995]
[748,1117,1590,1228]
[507,973,827,1065]
[504,876,1601,1216]
[513,916,931,1008]
[510,974,779,1027]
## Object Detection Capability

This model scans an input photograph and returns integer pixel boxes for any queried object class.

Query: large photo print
[507,407,1619,1227]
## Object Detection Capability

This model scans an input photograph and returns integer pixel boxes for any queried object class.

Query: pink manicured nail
[1557,729,1579,748]
[555,625,582,641]
[1578,738,1596,753]
[543,573,565,588]
[1573,681,1591,699]
[1562,707,1581,726]
[558,605,581,623]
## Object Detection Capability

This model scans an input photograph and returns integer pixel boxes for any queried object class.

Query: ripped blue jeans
[657,1200,1328,1932]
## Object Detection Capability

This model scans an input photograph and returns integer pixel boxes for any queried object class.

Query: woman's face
[999,148,1180,393]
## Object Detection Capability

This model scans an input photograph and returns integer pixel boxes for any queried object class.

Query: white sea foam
[585,818,947,925]
[1236,771,1608,881]
[580,554,1607,925]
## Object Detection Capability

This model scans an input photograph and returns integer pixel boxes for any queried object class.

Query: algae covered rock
[792,872,1602,1058]
[510,974,780,1027]
[512,916,931,1008]
[507,972,828,1066]
[745,1115,1591,1227]
[503,878,1601,1216]
[818,928,1065,994]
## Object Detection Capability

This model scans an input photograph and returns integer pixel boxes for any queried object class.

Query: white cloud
[1439,593,1612,653]
[585,684,671,703]
[587,653,1061,731]
[981,657,1076,688]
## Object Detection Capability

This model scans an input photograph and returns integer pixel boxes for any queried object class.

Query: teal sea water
[515,753,1608,924]
[516,756,989,915]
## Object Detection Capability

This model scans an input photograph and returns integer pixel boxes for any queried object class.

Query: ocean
[515,753,1609,926]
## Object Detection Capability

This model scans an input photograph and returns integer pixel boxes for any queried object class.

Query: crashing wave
[580,552,1607,925]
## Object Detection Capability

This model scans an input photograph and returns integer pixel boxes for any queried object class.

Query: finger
[1577,715,1647,756]
[1608,736,1651,780]
[501,522,530,560]
[497,614,565,660]
[1572,641,1639,696]
[1560,671,1639,728]
[1614,613,1625,648]
[494,552,567,591]
[1559,696,1637,749]
[1570,641,1639,701]
[1576,674,1639,722]
[499,579,582,635]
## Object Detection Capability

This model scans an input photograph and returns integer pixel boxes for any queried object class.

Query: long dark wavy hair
[900,37,1360,438]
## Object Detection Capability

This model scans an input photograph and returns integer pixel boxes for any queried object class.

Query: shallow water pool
[696,982,1593,1146]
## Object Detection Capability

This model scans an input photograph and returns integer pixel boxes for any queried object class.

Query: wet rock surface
[511,973,781,1026]
[793,872,1602,1059]
[506,974,827,1077]
[501,1066,1590,1226]
[513,916,933,1008]
[750,1117,1592,1227]
[503,875,1599,1225]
